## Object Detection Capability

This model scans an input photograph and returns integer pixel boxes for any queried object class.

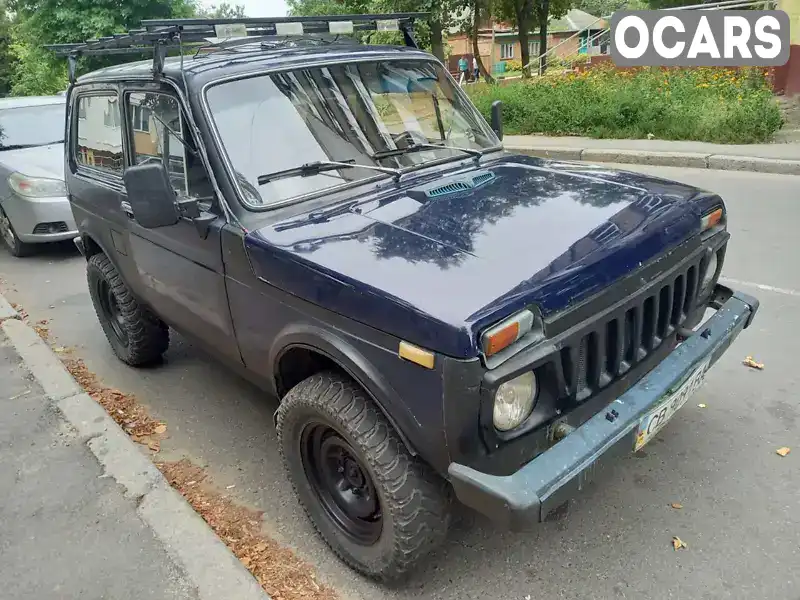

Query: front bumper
[0,193,77,243]
[448,285,759,529]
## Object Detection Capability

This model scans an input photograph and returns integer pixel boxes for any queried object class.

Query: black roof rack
[45,12,430,84]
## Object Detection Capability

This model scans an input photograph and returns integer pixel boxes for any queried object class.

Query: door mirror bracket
[177,197,216,239]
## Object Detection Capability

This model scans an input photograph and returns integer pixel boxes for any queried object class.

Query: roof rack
[45,12,430,84]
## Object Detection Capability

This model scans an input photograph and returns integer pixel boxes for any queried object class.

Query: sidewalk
[503,135,800,175]
[0,298,269,600]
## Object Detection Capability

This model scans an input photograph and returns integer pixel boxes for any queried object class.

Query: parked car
[0,95,76,256]
[52,14,759,582]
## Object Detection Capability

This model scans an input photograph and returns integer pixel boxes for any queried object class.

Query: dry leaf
[147,441,160,452]
[776,447,791,457]
[698,403,707,408]
[672,536,687,550]
[154,424,167,434]
[671,503,683,509]
[742,356,764,370]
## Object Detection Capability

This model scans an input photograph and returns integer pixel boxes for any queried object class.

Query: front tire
[86,253,169,366]
[0,206,33,257]
[276,371,451,581]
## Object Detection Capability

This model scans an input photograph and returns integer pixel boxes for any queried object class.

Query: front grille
[32,221,68,234]
[559,257,702,402]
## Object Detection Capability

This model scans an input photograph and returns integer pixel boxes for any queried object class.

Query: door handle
[121,201,134,219]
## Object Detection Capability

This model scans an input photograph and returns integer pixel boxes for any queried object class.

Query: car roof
[0,95,66,109]
[75,42,437,91]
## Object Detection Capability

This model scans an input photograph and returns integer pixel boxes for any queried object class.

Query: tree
[287,0,453,62]
[196,2,247,17]
[496,0,570,76]
[454,0,495,83]
[0,1,15,97]
[8,0,199,95]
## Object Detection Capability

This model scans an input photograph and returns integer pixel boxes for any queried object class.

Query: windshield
[0,103,65,150]
[205,59,500,209]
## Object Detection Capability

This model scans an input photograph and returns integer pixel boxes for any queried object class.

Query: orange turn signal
[480,310,535,357]
[701,207,723,231]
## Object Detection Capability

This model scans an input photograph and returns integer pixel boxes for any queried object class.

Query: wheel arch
[270,325,421,458]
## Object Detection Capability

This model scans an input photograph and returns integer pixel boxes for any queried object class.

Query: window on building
[103,98,120,128]
[126,92,212,200]
[500,43,514,59]
[528,40,540,57]
[131,105,151,132]
[75,94,124,175]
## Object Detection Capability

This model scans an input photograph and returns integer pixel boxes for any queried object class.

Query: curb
[0,300,270,600]
[507,145,800,175]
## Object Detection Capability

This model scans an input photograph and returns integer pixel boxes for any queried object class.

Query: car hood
[0,143,65,180]
[245,154,722,358]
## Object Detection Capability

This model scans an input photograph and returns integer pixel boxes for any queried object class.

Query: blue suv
[51,13,759,582]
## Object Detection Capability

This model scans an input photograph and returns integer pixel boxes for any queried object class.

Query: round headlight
[700,252,718,294]
[493,371,537,432]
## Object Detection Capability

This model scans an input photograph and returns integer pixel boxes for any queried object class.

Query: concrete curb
[0,299,270,600]
[507,145,800,175]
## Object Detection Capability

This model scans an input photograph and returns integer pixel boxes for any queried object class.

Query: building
[446,9,609,77]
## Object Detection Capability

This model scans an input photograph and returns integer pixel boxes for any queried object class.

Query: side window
[126,92,213,200]
[75,94,124,175]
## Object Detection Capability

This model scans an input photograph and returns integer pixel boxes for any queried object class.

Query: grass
[466,65,783,144]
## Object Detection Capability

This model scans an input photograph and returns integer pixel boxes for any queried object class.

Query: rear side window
[75,94,124,176]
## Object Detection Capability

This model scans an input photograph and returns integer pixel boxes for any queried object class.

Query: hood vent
[410,170,497,200]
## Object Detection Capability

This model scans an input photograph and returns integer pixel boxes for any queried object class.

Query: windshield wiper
[257,159,402,185]
[371,142,484,166]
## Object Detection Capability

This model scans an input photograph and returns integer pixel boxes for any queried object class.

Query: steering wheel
[391,130,427,148]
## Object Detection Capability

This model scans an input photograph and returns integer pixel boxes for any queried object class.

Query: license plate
[634,360,710,452]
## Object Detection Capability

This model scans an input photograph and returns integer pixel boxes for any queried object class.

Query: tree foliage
[6,0,204,96]
[196,2,247,17]
[0,1,14,97]
[287,0,452,61]
[495,0,570,76]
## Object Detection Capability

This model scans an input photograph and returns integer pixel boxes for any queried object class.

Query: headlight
[493,371,537,431]
[700,252,718,294]
[8,172,66,198]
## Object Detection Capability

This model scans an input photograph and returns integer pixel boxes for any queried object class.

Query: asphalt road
[1,164,798,600]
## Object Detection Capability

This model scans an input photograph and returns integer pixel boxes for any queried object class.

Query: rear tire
[276,371,451,582]
[87,253,169,366]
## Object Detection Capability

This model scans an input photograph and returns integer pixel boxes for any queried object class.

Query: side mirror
[490,100,504,141]
[122,162,180,229]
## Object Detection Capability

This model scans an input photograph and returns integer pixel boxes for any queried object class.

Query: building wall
[491,32,581,65]
[446,34,494,73]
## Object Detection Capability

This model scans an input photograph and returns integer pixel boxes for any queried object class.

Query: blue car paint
[245,154,724,359]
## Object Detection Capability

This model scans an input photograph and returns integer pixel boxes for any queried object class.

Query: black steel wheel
[300,422,383,545]
[95,277,128,347]
[276,371,452,582]
[86,252,169,366]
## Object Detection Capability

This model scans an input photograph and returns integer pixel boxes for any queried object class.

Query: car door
[69,87,140,286]
[121,85,239,361]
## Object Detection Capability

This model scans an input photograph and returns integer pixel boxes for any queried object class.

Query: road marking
[721,277,800,298]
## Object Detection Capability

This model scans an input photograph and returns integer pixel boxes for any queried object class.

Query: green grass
[466,66,783,144]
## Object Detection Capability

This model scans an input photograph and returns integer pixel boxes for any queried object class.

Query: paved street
[1,164,798,600]
[0,330,199,600]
